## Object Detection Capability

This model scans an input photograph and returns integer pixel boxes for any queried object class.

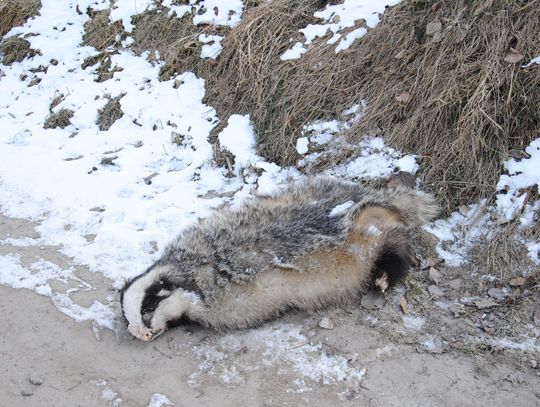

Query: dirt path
[1,214,539,406]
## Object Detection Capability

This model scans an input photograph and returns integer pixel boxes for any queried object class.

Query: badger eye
[142,312,153,324]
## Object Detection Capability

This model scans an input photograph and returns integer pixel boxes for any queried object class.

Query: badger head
[120,265,198,341]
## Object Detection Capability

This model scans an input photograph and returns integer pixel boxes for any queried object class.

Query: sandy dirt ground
[1,214,539,407]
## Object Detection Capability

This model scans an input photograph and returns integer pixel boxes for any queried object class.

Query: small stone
[361,290,385,310]
[428,268,442,285]
[473,297,498,309]
[487,287,508,300]
[318,317,334,330]
[428,285,444,297]
[425,20,442,36]
[530,359,537,369]
[509,277,526,287]
[445,278,463,291]
[21,388,34,397]
[28,376,44,386]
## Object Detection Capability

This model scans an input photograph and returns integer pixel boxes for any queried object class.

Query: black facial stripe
[119,264,156,314]
[140,278,177,327]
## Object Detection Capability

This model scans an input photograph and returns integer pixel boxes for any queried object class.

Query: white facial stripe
[122,266,170,329]
[150,290,192,331]
[122,274,152,328]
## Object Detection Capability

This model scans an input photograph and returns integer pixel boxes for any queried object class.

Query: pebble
[361,290,385,310]
[318,317,334,330]
[428,285,444,297]
[21,388,33,397]
[29,375,44,386]
[530,359,537,369]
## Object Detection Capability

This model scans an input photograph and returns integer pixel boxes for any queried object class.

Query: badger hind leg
[371,228,413,292]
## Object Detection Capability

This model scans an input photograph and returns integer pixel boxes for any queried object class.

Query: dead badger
[121,177,438,341]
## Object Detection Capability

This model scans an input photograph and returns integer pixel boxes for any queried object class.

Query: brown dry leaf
[399,296,408,314]
[395,91,412,104]
[474,298,498,309]
[504,51,524,63]
[509,277,526,287]
[425,20,442,36]
[429,267,442,285]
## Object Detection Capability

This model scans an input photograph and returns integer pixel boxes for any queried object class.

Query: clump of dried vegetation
[0,0,41,37]
[97,94,125,131]
[82,9,124,51]
[0,36,40,64]
[44,108,74,129]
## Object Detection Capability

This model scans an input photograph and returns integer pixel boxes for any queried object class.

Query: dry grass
[82,9,124,51]
[0,36,40,64]
[197,0,539,216]
[0,0,41,38]
[203,0,334,163]
[97,94,124,131]
[341,0,540,214]
[44,109,74,129]
[130,7,208,79]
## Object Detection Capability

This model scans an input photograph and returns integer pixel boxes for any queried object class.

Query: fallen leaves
[399,296,408,314]
[503,49,524,64]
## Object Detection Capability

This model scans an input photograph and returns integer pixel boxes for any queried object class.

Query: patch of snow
[148,393,174,407]
[523,55,540,67]
[281,0,402,59]
[192,0,244,28]
[218,114,257,170]
[329,201,355,217]
[199,34,224,59]
[110,0,244,32]
[280,42,308,61]
[187,324,365,390]
[402,315,426,331]
[296,137,309,155]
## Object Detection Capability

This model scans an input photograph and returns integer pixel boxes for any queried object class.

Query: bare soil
[0,214,539,406]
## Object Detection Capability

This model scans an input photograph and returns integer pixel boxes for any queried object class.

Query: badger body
[121,177,438,341]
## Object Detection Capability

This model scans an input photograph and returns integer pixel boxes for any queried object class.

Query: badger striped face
[120,266,195,341]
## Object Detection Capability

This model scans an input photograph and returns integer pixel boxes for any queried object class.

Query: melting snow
[281,0,402,59]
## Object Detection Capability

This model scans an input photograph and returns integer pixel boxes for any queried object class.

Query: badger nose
[128,324,153,341]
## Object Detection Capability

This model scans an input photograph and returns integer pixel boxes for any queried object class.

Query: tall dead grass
[0,0,41,38]
[202,0,539,215]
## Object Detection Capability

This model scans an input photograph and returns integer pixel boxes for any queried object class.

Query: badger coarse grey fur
[121,177,438,341]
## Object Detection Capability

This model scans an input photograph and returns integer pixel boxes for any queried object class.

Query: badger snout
[128,324,163,342]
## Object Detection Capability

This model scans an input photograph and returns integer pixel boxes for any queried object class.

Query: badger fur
[121,177,438,341]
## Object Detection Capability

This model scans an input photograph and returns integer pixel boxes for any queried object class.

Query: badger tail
[370,227,413,291]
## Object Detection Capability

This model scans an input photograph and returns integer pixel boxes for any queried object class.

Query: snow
[110,0,244,32]
[1,1,539,394]
[329,201,355,217]
[281,0,402,59]
[187,324,366,389]
[523,55,540,67]
[218,114,257,170]
[296,137,309,154]
[148,393,174,407]
[199,34,224,59]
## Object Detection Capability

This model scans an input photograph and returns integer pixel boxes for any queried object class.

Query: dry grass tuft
[97,94,124,131]
[131,7,208,79]
[0,36,40,64]
[203,0,334,164]
[0,0,41,38]
[197,0,540,215]
[340,0,540,213]
[82,9,124,51]
[44,108,74,129]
